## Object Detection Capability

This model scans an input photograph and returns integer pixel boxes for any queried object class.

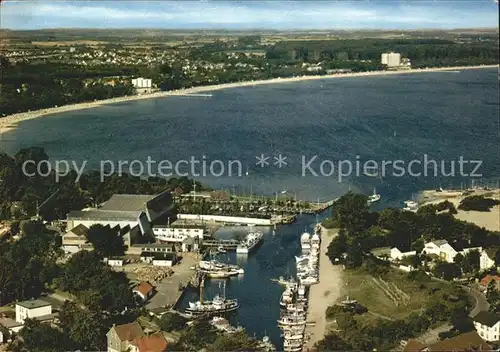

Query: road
[462,285,489,317]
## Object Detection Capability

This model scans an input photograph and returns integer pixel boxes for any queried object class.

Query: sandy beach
[420,188,500,232]
[305,226,343,350]
[0,64,497,134]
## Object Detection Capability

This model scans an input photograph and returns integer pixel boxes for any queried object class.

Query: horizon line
[2,26,499,32]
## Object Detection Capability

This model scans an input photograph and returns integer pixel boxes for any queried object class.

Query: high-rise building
[381,52,401,67]
[381,53,389,65]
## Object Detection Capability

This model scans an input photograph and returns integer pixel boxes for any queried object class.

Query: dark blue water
[176,213,326,349]
[3,68,499,207]
[2,68,499,347]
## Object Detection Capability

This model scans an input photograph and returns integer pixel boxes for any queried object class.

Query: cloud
[1,0,498,29]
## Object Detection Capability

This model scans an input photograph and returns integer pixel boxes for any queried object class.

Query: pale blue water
[2,68,499,347]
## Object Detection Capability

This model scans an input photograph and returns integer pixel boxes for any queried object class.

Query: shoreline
[0,64,497,134]
[304,226,342,350]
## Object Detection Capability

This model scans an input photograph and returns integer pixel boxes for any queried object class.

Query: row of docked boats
[278,281,308,352]
[297,227,321,285]
[184,230,275,351]
[276,225,322,352]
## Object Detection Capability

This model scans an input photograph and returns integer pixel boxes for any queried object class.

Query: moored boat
[185,281,239,317]
[236,232,263,254]
[300,232,311,251]
[367,188,381,204]
[258,335,276,351]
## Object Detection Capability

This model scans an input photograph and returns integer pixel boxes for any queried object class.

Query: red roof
[132,333,168,352]
[113,322,145,342]
[480,274,500,287]
[134,282,154,296]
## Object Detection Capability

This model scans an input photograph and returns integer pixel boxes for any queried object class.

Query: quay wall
[177,214,272,225]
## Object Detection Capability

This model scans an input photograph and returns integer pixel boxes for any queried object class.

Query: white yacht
[300,275,318,286]
[282,332,304,340]
[278,315,306,327]
[283,339,303,349]
[297,284,305,298]
[300,232,311,251]
[279,288,294,308]
[310,233,320,249]
[286,303,306,313]
[367,188,381,204]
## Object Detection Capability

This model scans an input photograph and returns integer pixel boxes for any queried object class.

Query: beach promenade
[1,65,497,134]
[304,226,343,350]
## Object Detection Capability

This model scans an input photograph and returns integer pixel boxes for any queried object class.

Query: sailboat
[367,188,381,204]
[185,280,239,317]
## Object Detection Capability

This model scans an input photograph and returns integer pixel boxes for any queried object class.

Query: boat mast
[200,277,204,304]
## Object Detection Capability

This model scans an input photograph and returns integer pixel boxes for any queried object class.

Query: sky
[1,0,499,30]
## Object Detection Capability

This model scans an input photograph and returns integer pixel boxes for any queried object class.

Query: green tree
[86,224,125,258]
[486,280,500,313]
[433,261,461,281]
[209,331,260,351]
[14,318,75,352]
[59,301,107,350]
[158,312,188,332]
[330,192,370,234]
[462,250,480,273]
[315,333,353,351]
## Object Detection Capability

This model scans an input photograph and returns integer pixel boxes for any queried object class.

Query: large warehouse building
[66,192,175,237]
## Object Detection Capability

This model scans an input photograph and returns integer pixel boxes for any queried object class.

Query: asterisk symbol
[274,154,288,168]
[255,154,270,168]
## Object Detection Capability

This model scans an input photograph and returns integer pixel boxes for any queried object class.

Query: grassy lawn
[343,268,449,321]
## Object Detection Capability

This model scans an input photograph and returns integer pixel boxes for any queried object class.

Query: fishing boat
[217,245,227,253]
[185,281,239,317]
[199,260,239,271]
[236,232,263,254]
[209,316,243,333]
[200,269,241,278]
[367,188,381,204]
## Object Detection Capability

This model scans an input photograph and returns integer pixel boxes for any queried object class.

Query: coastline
[0,64,497,134]
[304,226,342,350]
[419,188,500,232]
